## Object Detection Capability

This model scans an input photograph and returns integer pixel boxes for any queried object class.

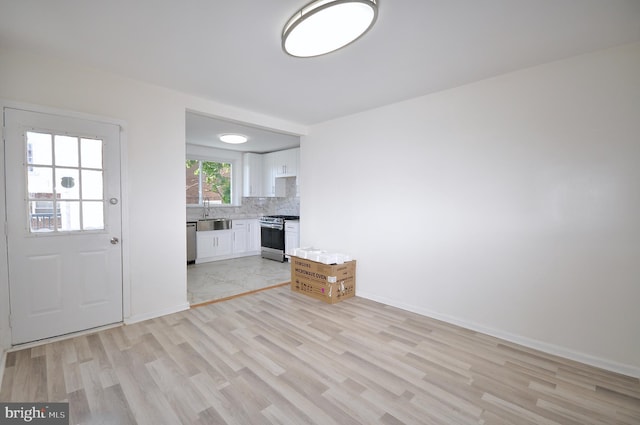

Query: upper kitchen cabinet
[262,151,276,197]
[242,148,300,198]
[243,153,263,197]
[271,148,298,178]
[262,148,300,197]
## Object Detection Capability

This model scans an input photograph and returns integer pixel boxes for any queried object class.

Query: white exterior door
[4,108,123,344]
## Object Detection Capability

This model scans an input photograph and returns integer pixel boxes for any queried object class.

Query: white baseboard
[8,323,122,352]
[357,290,640,379]
[124,302,191,325]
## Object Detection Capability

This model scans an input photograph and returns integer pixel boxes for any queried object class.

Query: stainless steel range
[260,215,299,262]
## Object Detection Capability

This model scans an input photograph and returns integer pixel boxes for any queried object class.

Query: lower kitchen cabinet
[233,219,261,256]
[285,220,300,256]
[196,230,233,263]
[232,222,248,254]
[246,219,261,253]
[196,219,261,263]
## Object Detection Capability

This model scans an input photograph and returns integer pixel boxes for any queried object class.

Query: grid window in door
[26,131,105,233]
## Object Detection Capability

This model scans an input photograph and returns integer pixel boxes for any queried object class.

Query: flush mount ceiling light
[282,0,378,58]
[219,134,248,144]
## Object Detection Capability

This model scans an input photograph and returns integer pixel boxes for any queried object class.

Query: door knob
[110,237,119,245]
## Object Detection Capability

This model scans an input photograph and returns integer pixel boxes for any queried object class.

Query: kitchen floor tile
[187,255,290,304]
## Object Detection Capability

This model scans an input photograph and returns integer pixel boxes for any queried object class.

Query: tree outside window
[186,160,231,205]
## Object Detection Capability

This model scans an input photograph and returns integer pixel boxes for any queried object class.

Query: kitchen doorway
[187,256,290,305]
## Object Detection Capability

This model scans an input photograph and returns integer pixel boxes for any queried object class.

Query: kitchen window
[186,159,232,206]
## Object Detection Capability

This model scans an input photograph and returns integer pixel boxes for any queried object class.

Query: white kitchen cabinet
[196,220,261,263]
[242,148,301,199]
[285,220,300,256]
[263,148,299,197]
[271,148,298,177]
[262,153,276,197]
[232,221,248,254]
[246,219,261,253]
[230,219,261,257]
[243,153,263,197]
[196,230,232,263]
[232,220,249,256]
[196,231,215,259]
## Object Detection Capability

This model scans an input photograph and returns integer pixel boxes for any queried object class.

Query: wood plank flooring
[1,286,639,424]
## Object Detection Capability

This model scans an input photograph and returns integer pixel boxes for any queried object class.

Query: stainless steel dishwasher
[187,222,197,264]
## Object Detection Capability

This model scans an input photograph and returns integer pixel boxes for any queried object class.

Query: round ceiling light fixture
[219,133,248,144]
[282,0,378,58]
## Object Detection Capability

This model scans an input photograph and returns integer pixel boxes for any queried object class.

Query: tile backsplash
[187,198,300,220]
[187,178,300,221]
[186,197,300,221]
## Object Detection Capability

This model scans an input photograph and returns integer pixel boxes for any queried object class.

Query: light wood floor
[1,287,639,425]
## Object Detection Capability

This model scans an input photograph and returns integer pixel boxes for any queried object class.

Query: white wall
[0,108,9,354]
[0,48,305,351]
[301,42,640,376]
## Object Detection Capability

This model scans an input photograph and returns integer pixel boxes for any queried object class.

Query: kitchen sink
[197,218,232,231]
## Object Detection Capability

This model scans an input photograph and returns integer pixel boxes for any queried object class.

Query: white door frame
[0,100,131,348]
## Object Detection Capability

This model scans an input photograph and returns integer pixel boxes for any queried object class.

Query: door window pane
[27,132,52,165]
[82,201,104,230]
[81,170,103,200]
[56,169,80,199]
[28,166,53,197]
[29,200,59,232]
[81,138,103,169]
[54,135,78,167]
[58,201,81,231]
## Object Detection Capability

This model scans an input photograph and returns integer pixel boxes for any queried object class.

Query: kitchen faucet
[203,198,210,218]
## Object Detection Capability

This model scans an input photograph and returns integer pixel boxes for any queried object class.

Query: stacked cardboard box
[290,256,356,304]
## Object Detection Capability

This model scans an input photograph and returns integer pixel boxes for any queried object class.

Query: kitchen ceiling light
[282,0,378,58]
[219,134,248,144]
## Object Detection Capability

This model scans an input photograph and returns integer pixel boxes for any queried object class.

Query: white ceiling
[2,0,640,150]
[186,111,301,153]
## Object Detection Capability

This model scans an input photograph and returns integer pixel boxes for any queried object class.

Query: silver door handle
[111,237,119,245]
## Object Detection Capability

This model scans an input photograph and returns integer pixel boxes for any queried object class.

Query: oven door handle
[260,223,284,230]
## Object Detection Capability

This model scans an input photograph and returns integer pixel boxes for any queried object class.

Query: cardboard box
[290,257,356,283]
[291,275,355,304]
[290,257,356,303]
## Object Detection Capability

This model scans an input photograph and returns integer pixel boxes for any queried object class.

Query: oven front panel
[260,226,285,251]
